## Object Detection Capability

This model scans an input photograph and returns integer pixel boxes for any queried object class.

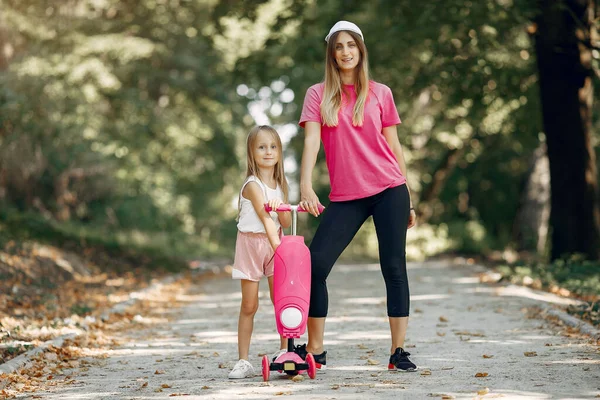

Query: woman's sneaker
[294,344,327,369]
[228,359,255,379]
[388,347,417,372]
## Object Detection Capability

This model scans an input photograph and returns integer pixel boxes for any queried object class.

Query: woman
[297,20,417,372]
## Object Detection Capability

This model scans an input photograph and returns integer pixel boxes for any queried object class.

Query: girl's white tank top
[237,176,283,233]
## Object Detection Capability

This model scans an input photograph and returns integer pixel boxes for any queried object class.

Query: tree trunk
[512,144,551,253]
[534,0,600,260]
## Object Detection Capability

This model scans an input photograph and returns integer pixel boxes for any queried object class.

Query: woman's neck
[339,70,356,85]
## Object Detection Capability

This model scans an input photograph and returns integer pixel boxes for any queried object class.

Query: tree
[533,0,600,260]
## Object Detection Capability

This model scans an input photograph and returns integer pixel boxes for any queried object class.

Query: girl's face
[334,31,360,72]
[252,130,280,169]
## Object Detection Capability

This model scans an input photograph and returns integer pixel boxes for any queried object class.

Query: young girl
[228,125,292,379]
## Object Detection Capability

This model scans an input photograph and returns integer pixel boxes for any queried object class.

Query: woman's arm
[244,182,281,250]
[299,121,323,217]
[382,125,416,228]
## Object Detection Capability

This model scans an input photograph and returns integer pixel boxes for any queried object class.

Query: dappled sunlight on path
[24,261,599,399]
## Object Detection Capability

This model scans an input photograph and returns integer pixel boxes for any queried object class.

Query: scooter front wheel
[306,353,316,379]
[262,355,270,381]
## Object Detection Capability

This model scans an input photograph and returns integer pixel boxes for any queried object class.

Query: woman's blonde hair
[238,126,289,218]
[321,30,370,127]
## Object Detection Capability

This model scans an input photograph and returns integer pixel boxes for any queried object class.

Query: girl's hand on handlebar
[268,198,283,213]
[300,188,322,217]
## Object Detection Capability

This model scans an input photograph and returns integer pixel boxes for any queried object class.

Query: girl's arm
[277,209,291,229]
[243,182,281,250]
[299,121,323,217]
[267,197,291,229]
[382,125,416,229]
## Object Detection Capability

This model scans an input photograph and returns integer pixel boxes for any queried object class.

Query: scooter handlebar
[264,203,325,213]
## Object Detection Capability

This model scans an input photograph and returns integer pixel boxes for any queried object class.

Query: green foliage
[225,0,545,253]
[0,0,245,255]
[1,0,598,267]
[0,208,190,272]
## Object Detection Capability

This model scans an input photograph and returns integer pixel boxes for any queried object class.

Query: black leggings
[308,184,411,318]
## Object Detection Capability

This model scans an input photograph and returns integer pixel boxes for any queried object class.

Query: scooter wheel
[306,353,316,379]
[262,355,270,381]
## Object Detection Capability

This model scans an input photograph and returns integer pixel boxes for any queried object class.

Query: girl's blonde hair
[238,126,289,219]
[321,30,370,127]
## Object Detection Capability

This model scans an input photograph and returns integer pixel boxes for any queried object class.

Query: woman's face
[334,31,360,72]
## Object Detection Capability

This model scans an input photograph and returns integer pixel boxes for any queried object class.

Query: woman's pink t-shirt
[299,81,406,202]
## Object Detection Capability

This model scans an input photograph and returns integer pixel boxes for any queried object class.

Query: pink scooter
[262,203,324,381]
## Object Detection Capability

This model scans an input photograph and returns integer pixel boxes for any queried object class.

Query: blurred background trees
[0,0,598,264]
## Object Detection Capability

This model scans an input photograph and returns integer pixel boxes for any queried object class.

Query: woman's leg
[237,279,260,360]
[267,275,287,350]
[371,185,411,353]
[307,200,369,353]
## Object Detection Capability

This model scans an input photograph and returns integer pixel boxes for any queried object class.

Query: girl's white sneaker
[271,348,287,361]
[228,359,255,379]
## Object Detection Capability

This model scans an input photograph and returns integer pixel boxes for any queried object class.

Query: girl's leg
[307,200,369,354]
[267,275,287,350]
[238,279,260,360]
[371,185,411,353]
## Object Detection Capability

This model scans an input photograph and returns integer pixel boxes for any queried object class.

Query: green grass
[0,210,215,273]
[496,256,600,299]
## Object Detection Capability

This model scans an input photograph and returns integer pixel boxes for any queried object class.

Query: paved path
[31,261,600,399]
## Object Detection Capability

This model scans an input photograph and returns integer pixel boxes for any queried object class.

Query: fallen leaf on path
[161,384,172,388]
[154,370,165,374]
[482,354,494,358]
[357,344,368,349]
[475,372,489,378]
[275,391,292,395]
[442,396,455,399]
[169,393,190,397]
[524,352,538,357]
[414,308,423,313]
[439,316,449,322]
[454,331,485,337]
[140,382,148,388]
[421,370,432,375]
[331,384,340,390]
[477,388,490,395]
[201,386,210,389]
[437,332,446,337]
[291,375,304,382]
[441,367,454,370]
[367,359,379,365]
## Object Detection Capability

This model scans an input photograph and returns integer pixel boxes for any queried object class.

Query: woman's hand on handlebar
[300,187,322,217]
